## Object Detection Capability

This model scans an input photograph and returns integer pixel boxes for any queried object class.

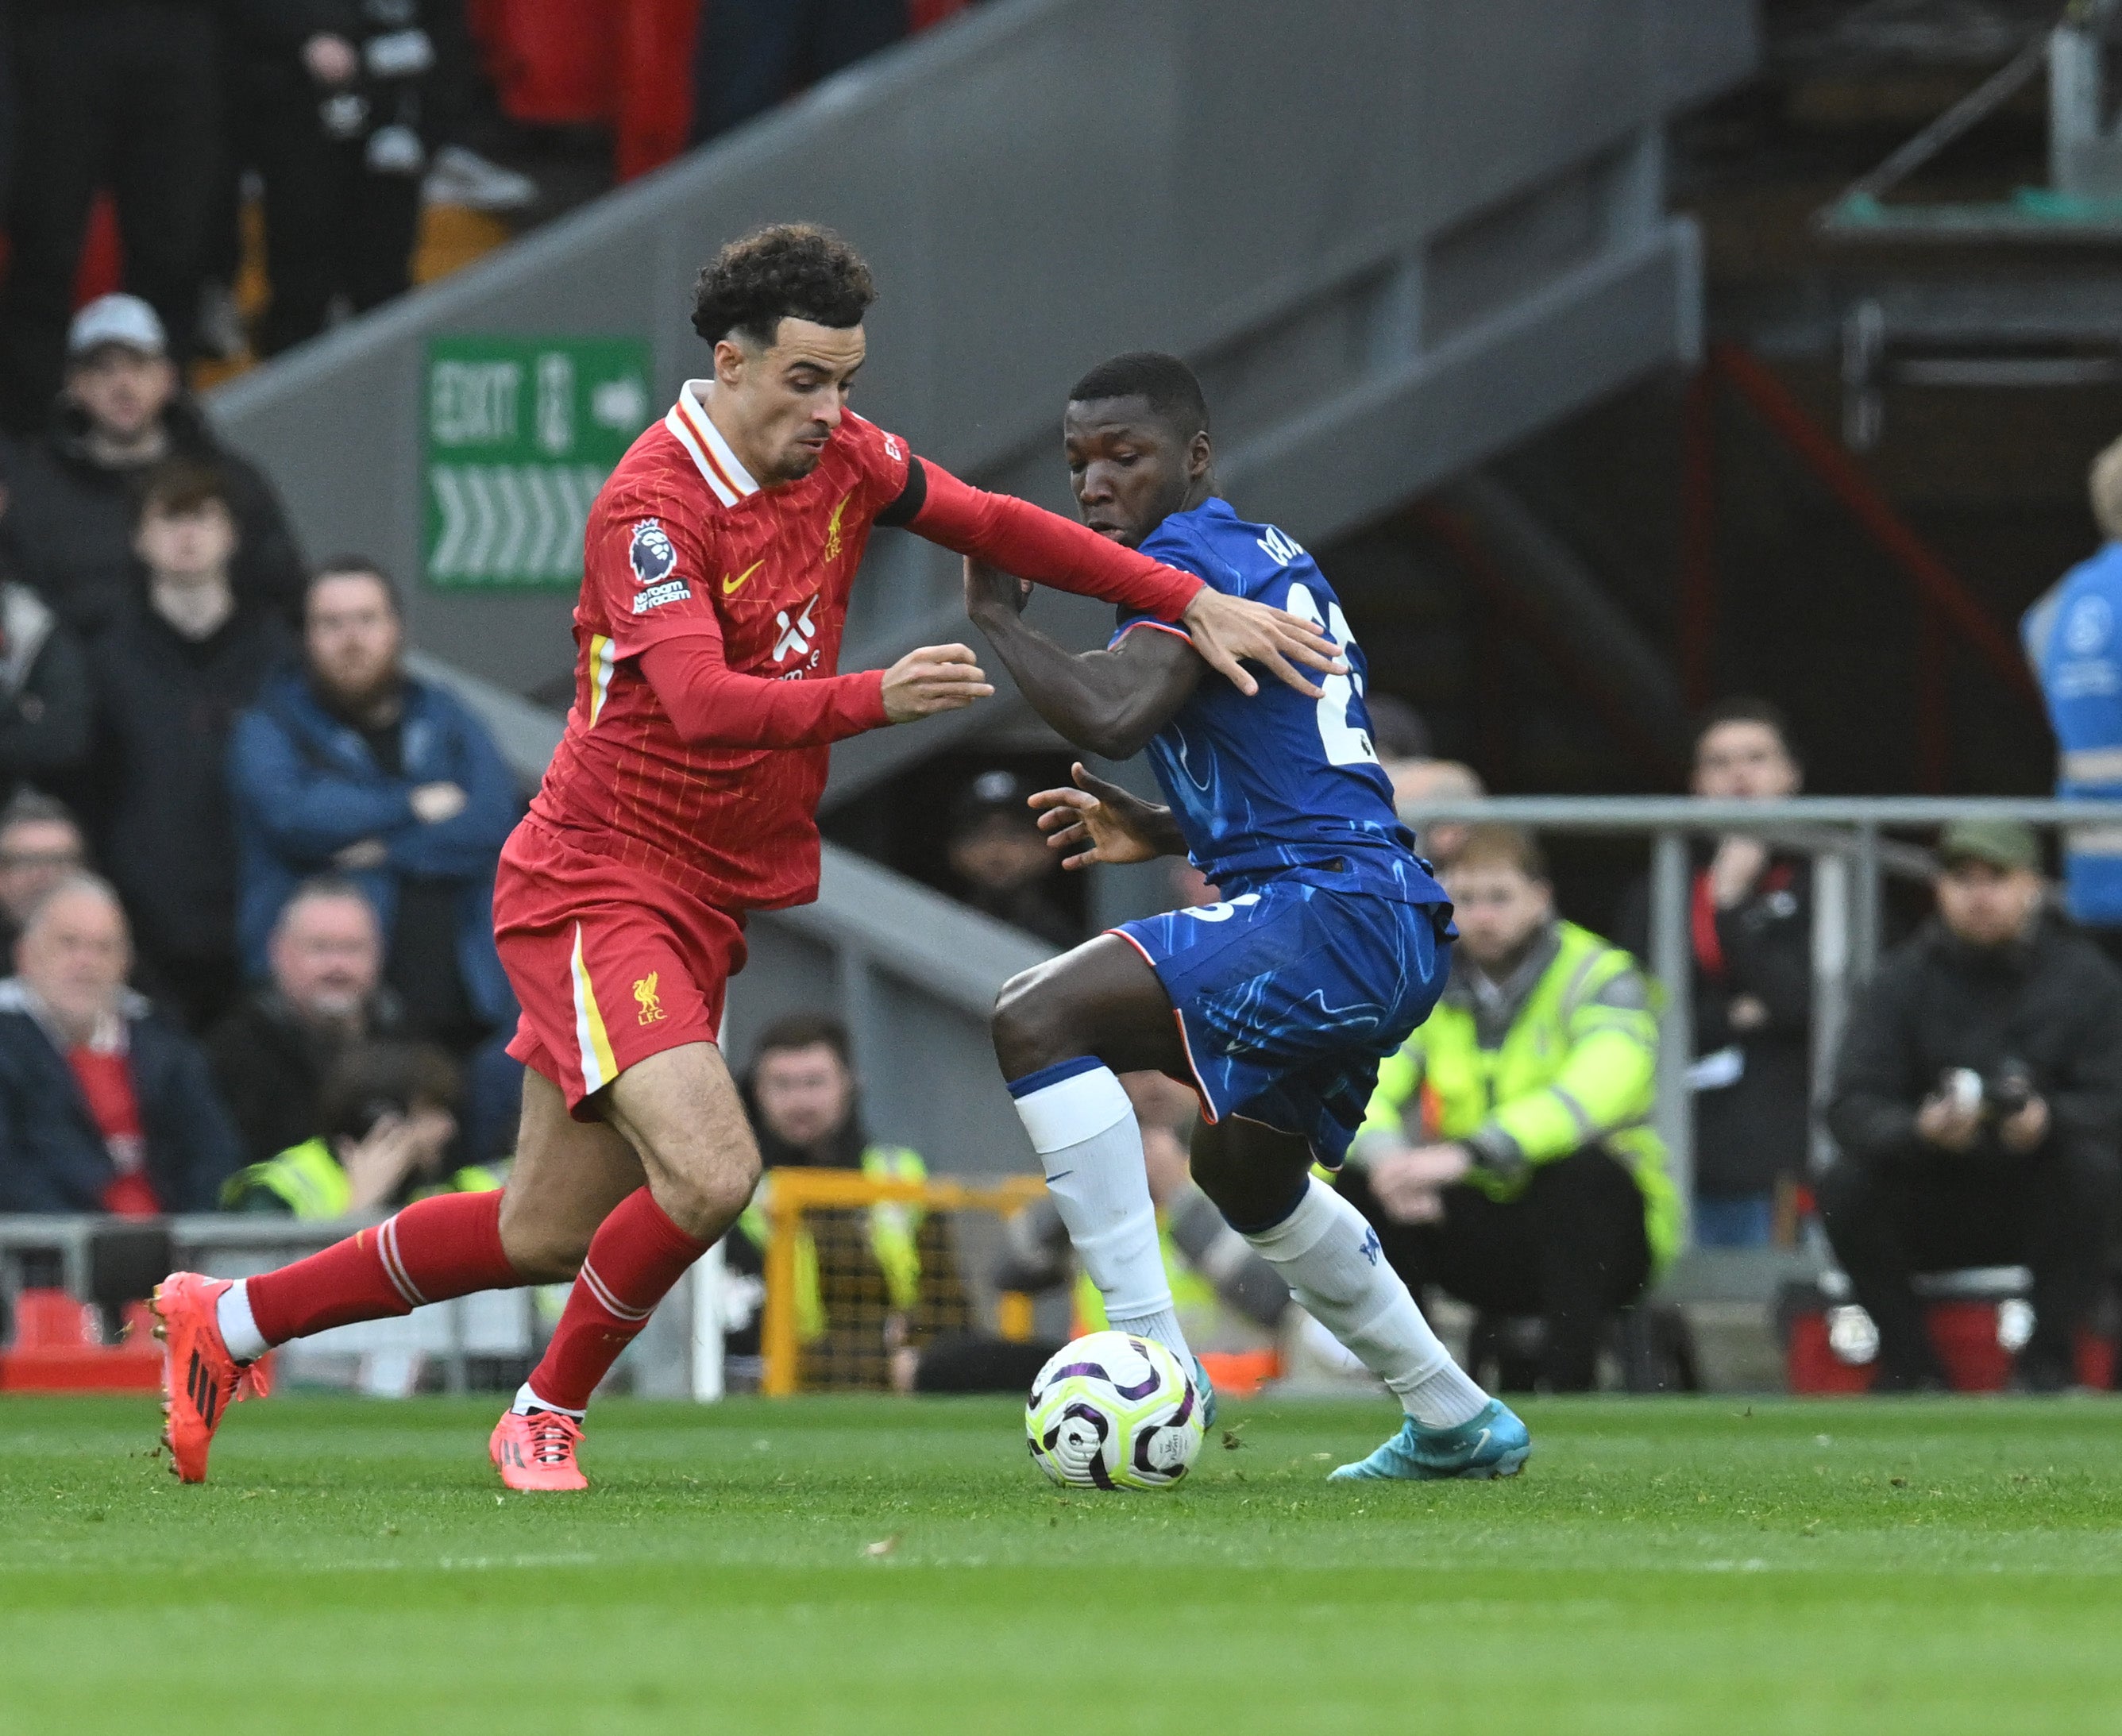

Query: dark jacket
[0,580,89,793]
[87,600,294,974]
[2,397,307,638]
[0,988,243,1213]
[1827,914,2122,1169]
[233,0,438,133]
[203,986,407,1167]
[227,669,519,1025]
[1617,852,1813,1198]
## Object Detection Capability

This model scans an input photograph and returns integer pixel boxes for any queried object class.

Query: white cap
[67,294,167,361]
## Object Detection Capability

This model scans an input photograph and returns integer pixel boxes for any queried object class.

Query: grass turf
[2,1395,2120,1734]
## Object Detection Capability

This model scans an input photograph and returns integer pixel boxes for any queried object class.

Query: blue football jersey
[1115,497,1445,906]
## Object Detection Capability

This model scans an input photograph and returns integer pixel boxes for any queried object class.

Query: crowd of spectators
[0,2,974,422]
[0,294,520,1227]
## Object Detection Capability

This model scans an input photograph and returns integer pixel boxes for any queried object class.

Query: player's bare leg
[1190,1117,1524,1481]
[993,935,1207,1387]
[494,1042,759,1491]
[495,1067,646,1281]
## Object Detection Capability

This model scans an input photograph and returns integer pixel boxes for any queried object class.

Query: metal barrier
[1399,796,2122,1244]
[0,1215,548,1395]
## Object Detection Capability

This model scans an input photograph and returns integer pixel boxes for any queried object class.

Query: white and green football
[1024,1331,1205,1490]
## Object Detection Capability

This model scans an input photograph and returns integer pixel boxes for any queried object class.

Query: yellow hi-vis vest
[1358,920,1681,1275]
[220,1137,502,1218]
[739,1145,928,1345]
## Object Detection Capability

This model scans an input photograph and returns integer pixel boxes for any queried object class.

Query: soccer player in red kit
[149,224,1340,1490]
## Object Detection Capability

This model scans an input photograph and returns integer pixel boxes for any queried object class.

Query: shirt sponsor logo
[773,595,820,665]
[884,434,903,461]
[632,578,691,614]
[629,519,678,587]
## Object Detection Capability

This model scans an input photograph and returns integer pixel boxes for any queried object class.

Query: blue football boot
[1191,1356,1218,1429]
[1328,1398,1530,1482]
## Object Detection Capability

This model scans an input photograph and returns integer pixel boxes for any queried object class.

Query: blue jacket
[0,990,242,1213]
[2031,543,2122,924]
[227,670,521,1024]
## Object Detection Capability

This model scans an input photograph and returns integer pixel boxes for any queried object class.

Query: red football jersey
[528,381,912,911]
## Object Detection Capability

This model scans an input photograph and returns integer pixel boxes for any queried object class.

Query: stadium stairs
[205,0,1758,1179]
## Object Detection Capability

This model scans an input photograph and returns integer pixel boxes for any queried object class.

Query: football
[1024,1331,1206,1490]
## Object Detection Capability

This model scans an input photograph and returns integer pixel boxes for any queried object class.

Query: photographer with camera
[236,0,439,356]
[1821,820,2122,1391]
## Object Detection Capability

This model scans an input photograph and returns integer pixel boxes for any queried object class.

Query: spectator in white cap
[0,0,223,431]
[2,295,307,639]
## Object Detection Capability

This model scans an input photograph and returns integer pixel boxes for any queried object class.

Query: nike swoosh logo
[722,560,764,596]
[1472,1428,1491,1456]
[1046,1170,1073,1182]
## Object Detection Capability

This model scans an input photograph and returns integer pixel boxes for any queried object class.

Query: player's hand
[881,643,994,723]
[411,781,467,824]
[1179,589,1345,699]
[963,556,1032,620]
[1027,762,1176,868]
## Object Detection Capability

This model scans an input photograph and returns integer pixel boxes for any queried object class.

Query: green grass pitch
[3,1394,2120,1734]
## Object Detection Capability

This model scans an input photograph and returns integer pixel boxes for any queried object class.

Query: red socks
[242,1185,708,1416]
[523,1188,710,1413]
[246,1190,521,1346]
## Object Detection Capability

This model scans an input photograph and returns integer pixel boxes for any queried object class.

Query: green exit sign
[423,335,654,590]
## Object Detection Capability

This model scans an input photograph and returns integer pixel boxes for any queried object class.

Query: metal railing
[1399,796,2122,1243]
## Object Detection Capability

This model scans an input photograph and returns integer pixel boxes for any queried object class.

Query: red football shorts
[494,818,747,1116]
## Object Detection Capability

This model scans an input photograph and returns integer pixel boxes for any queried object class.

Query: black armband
[875,457,928,528]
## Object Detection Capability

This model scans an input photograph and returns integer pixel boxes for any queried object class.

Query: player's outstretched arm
[879,643,995,723]
[964,557,1199,759]
[1028,763,1186,869]
[905,458,1341,698]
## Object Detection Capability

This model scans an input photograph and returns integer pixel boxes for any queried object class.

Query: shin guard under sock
[1007,1058,1192,1367]
[1244,1179,1489,1427]
[243,1190,520,1348]
[520,1187,710,1414]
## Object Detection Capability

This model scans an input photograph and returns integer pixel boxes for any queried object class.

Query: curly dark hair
[690,224,876,349]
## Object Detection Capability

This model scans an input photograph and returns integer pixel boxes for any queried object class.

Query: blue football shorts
[1110,878,1453,1167]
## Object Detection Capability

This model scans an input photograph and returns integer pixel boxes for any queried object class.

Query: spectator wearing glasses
[1616,698,1814,1248]
[1822,820,2122,1392]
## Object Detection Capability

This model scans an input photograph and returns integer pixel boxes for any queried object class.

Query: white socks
[1244,1179,1489,1429]
[216,1279,268,1363]
[511,1382,584,1418]
[1009,1059,1192,1366]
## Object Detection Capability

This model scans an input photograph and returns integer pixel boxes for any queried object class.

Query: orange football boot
[151,1271,247,1483]
[490,1408,589,1491]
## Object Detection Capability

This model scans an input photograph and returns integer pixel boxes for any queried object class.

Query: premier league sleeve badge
[628,519,679,586]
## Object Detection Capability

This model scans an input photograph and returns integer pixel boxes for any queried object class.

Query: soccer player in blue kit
[966,352,1529,1479]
